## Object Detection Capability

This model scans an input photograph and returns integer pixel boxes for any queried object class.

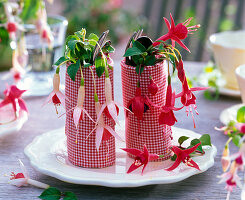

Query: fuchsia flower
[97,77,121,124]
[43,73,67,114]
[72,85,94,130]
[121,145,159,174]
[236,123,245,134]
[153,13,200,52]
[127,87,152,121]
[159,84,183,126]
[7,22,17,33]
[166,143,201,171]
[176,59,185,83]
[148,78,158,96]
[176,77,207,128]
[8,160,49,189]
[0,85,27,119]
[218,162,242,199]
[87,101,123,151]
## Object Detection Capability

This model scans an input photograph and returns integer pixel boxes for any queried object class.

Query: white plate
[24,123,216,187]
[219,104,244,125]
[198,70,240,97]
[0,102,28,138]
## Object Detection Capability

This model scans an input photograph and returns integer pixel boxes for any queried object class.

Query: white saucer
[0,102,28,138]
[219,104,244,125]
[24,123,216,188]
[198,70,240,97]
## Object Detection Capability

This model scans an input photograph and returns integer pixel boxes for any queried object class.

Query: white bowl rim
[236,64,245,78]
[209,30,245,50]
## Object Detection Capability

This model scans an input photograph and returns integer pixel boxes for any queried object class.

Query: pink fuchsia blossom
[153,13,200,52]
[218,162,242,200]
[221,146,230,172]
[43,73,68,114]
[159,84,183,126]
[72,85,94,130]
[97,77,121,124]
[0,85,27,119]
[8,160,49,189]
[121,145,159,175]
[148,77,158,96]
[228,142,245,171]
[87,101,123,151]
[166,143,201,171]
[176,77,208,128]
[236,123,245,134]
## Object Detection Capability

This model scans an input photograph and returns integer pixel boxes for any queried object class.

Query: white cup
[235,64,245,103]
[209,31,245,90]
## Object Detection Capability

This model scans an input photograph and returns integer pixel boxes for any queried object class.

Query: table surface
[0,61,243,200]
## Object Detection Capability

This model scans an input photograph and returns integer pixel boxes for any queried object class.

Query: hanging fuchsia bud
[148,77,158,96]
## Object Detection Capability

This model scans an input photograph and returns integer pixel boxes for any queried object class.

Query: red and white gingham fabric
[65,63,115,168]
[121,59,172,161]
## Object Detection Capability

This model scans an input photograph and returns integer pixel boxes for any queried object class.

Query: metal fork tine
[92,30,109,64]
[125,31,137,53]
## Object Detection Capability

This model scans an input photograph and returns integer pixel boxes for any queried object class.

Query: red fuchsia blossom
[176,77,207,128]
[0,85,27,119]
[127,87,152,121]
[7,22,17,33]
[176,59,185,83]
[43,73,68,114]
[152,13,200,52]
[228,143,245,171]
[166,143,201,171]
[148,77,158,96]
[87,100,123,151]
[121,145,159,174]
[8,160,49,189]
[159,84,183,126]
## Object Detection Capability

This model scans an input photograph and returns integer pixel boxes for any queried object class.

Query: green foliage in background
[62,0,147,45]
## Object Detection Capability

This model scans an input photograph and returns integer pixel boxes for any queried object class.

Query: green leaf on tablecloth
[190,139,203,153]
[178,136,189,146]
[63,192,78,200]
[67,60,80,81]
[232,135,241,147]
[39,187,61,200]
[237,106,245,123]
[199,134,212,146]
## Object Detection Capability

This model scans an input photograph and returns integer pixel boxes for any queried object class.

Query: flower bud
[148,79,158,96]
[221,146,230,172]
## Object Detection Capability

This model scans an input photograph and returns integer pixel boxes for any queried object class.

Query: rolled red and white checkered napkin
[65,64,115,168]
[121,59,172,161]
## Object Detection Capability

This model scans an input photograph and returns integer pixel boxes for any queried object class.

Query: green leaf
[145,55,155,66]
[232,135,241,147]
[102,41,115,53]
[95,57,105,77]
[68,39,79,53]
[132,41,146,52]
[190,139,203,153]
[63,192,78,200]
[199,134,212,146]
[39,187,61,200]
[20,0,40,22]
[54,57,69,67]
[178,136,189,146]
[171,154,177,161]
[88,33,99,46]
[124,47,144,57]
[237,106,245,123]
[67,60,80,81]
